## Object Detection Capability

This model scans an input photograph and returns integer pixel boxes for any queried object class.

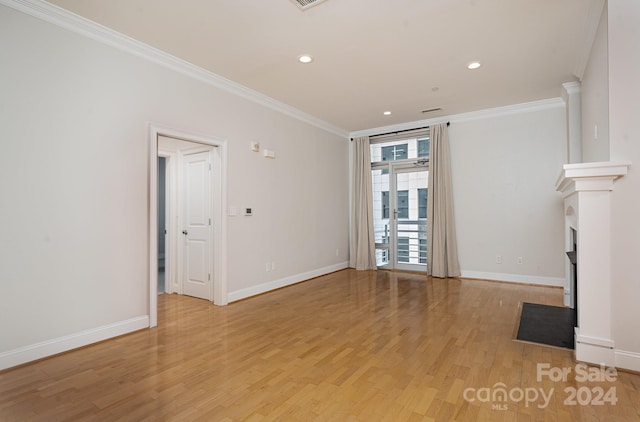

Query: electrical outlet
[271,261,276,271]
[335,248,340,257]
[266,262,271,272]
[517,257,523,265]
[496,255,502,264]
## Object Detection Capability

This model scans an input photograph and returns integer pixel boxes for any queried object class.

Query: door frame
[148,123,228,328]
[373,160,428,272]
[157,152,176,295]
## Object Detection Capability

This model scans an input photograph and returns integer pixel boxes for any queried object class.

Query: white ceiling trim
[349,98,565,139]
[0,0,349,139]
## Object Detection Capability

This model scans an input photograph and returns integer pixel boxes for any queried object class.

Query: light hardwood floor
[1,269,639,421]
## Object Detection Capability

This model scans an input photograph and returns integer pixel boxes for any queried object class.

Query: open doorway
[149,124,229,327]
[158,156,167,295]
[158,138,214,301]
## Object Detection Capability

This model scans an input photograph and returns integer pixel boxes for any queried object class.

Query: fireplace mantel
[555,160,630,366]
[555,161,630,194]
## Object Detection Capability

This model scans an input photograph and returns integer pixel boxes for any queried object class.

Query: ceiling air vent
[290,0,328,10]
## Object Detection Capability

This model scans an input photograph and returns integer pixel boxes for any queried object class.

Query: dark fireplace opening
[515,228,578,349]
[566,227,578,318]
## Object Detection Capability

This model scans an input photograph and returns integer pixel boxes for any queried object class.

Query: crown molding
[562,81,582,96]
[349,97,565,139]
[0,0,349,139]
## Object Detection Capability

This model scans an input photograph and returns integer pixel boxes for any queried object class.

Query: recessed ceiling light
[298,55,313,63]
[383,111,392,116]
[467,61,481,70]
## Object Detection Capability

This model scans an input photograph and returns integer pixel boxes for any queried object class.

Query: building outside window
[418,188,427,219]
[418,138,430,158]
[382,144,408,161]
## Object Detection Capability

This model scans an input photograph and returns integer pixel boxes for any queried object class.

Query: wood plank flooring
[1,269,639,421]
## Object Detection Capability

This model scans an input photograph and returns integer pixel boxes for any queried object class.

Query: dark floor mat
[516,302,576,349]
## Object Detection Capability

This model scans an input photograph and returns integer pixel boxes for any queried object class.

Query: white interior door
[182,150,212,300]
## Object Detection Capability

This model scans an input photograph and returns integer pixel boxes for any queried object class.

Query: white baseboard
[575,342,616,367]
[0,316,149,371]
[460,270,565,287]
[615,349,640,372]
[228,262,349,303]
[574,329,616,367]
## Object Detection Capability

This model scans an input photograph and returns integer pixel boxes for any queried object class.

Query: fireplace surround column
[556,161,629,366]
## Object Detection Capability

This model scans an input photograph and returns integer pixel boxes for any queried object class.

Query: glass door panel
[372,168,390,267]
[394,169,428,271]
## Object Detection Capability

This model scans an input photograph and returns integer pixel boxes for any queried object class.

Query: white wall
[449,106,566,285]
[578,0,640,370]
[0,4,348,366]
[607,0,640,366]
[581,3,610,163]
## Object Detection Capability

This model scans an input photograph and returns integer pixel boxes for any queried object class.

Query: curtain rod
[350,122,449,141]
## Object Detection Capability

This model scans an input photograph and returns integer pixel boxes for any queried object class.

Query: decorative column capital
[556,161,630,196]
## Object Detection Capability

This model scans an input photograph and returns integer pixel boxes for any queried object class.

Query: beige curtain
[427,124,460,278]
[349,136,377,270]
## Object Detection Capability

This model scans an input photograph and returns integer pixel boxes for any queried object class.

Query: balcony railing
[374,219,427,265]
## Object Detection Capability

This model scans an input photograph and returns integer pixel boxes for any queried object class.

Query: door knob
[182,230,188,235]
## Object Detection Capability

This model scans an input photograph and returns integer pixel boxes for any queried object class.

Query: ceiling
[47,0,602,133]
